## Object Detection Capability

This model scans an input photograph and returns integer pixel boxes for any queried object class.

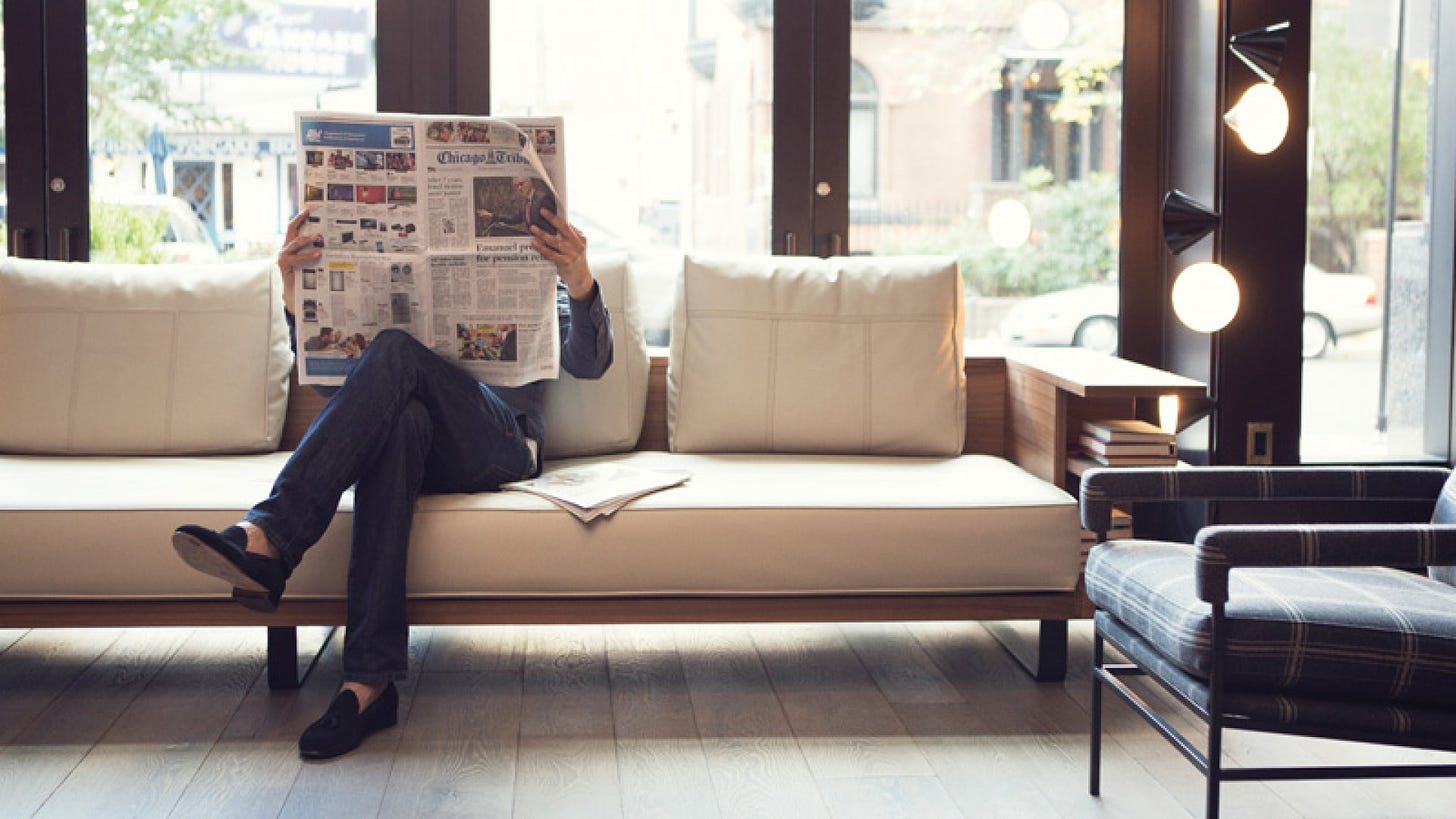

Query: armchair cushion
[1095,610,1456,745]
[1086,539,1456,707]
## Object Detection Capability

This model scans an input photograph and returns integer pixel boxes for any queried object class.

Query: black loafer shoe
[299,683,399,760]
[171,524,288,613]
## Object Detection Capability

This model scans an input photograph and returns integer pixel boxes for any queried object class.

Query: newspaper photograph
[294,111,566,387]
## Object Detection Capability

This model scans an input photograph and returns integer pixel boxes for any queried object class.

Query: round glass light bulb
[1224,82,1289,155]
[987,198,1032,248]
[1171,262,1240,333]
[1019,1,1072,51]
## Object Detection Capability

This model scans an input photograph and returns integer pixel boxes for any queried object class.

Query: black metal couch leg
[987,619,1069,682]
[1090,630,1104,795]
[266,626,336,689]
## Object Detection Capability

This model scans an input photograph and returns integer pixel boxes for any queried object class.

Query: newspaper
[294,111,567,387]
[502,464,692,523]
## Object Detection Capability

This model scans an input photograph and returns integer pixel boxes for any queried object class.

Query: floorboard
[0,621,1453,818]
[606,625,719,819]
[677,624,831,819]
[275,625,433,819]
[0,630,125,749]
[752,623,933,780]
[512,626,622,819]
[31,628,256,819]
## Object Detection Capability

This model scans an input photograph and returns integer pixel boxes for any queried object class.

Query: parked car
[95,193,222,265]
[998,264,1380,358]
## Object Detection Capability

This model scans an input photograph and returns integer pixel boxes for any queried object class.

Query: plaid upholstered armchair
[1080,465,1456,819]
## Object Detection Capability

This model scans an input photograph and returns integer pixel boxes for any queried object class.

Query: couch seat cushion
[1086,539,1456,707]
[0,451,1078,600]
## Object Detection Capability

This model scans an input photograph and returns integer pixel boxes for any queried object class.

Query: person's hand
[279,208,322,314]
[531,209,593,301]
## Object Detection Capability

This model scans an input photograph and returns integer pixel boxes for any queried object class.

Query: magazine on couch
[503,463,691,523]
[293,111,566,389]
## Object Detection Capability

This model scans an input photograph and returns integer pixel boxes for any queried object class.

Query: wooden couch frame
[3,351,1200,687]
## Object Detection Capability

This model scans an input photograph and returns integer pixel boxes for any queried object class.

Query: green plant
[885,171,1119,297]
[1307,8,1428,274]
[90,199,168,264]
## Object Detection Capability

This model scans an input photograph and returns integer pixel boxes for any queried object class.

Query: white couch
[0,253,1084,684]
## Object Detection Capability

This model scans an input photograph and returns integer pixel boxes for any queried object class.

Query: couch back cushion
[541,253,650,457]
[0,257,292,454]
[667,254,965,455]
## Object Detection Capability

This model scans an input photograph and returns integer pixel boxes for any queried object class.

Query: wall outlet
[1246,422,1273,464]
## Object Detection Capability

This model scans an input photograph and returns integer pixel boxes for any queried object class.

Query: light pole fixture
[1171,262,1241,333]
[1161,190,1239,334]
[1161,189,1221,254]
[1225,20,1292,155]
[1228,20,1290,84]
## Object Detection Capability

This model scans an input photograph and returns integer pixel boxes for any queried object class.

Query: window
[848,0,1124,349]
[1301,0,1453,463]
[83,1,378,262]
[849,61,878,200]
[490,0,774,345]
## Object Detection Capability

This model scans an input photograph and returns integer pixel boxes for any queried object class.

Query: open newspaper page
[502,464,692,523]
[293,112,566,388]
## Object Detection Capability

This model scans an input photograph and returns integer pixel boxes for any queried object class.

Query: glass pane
[491,0,774,346]
[848,0,1123,351]
[87,1,377,264]
[1302,0,1439,462]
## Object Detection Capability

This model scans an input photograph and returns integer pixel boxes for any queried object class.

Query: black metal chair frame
[1081,465,1456,818]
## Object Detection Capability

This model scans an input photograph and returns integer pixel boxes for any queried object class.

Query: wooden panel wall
[1005,366,1062,484]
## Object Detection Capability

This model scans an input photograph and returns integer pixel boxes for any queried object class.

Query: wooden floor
[3,620,1455,819]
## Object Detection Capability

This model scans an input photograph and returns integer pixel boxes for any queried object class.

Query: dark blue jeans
[245,329,535,683]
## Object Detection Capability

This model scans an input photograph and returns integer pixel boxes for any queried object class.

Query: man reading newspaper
[170,134,613,759]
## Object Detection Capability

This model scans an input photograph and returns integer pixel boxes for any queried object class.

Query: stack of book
[1081,507,1132,569]
[1074,418,1178,469]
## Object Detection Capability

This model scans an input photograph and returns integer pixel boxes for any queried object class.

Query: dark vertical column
[378,0,490,115]
[455,0,491,115]
[1139,0,1222,539]
[43,0,90,261]
[810,0,849,257]
[4,1,47,258]
[1214,0,1310,465]
[1163,0,1222,395]
[773,4,814,256]
[411,0,458,114]
[1117,0,1171,369]
[376,0,414,113]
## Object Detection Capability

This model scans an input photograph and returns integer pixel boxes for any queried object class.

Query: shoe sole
[171,529,270,594]
[231,587,281,613]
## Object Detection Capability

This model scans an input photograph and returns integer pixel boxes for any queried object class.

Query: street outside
[1302,327,1427,462]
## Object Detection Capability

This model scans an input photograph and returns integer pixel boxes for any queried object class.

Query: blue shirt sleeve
[558,279,614,379]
